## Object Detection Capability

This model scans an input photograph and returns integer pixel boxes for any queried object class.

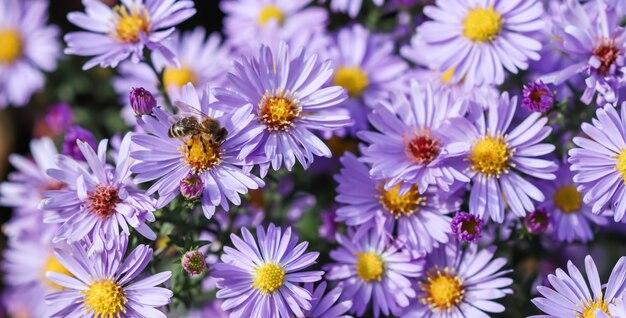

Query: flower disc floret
[580,297,610,318]
[615,149,626,183]
[463,6,503,43]
[355,252,384,282]
[252,263,286,294]
[593,39,621,76]
[379,184,425,218]
[258,90,302,131]
[469,134,513,177]
[405,131,441,165]
[86,184,121,219]
[183,135,222,173]
[257,5,284,26]
[0,29,23,64]
[43,256,73,290]
[83,279,127,317]
[420,267,465,311]
[554,185,582,214]
[164,66,197,88]
[112,5,150,43]
[333,66,369,97]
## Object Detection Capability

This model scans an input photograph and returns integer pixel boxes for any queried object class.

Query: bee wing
[174,101,210,118]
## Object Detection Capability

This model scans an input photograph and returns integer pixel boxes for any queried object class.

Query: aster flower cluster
[5,0,626,317]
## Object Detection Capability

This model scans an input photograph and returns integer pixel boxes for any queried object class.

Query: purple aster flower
[531,255,626,318]
[568,105,626,222]
[212,223,324,317]
[538,161,608,242]
[129,87,156,115]
[41,133,157,255]
[40,103,73,136]
[62,125,97,161]
[416,0,544,87]
[335,152,462,253]
[221,0,327,53]
[321,0,384,17]
[326,24,407,133]
[302,282,352,318]
[522,81,554,112]
[0,137,63,239]
[182,249,207,276]
[114,28,232,102]
[540,0,626,105]
[443,92,557,222]
[326,226,423,317]
[0,0,60,108]
[45,233,173,318]
[336,152,462,252]
[2,226,66,318]
[131,83,264,219]
[213,42,350,175]
[524,208,549,234]
[401,243,513,317]
[359,81,469,193]
[450,211,484,243]
[64,0,196,70]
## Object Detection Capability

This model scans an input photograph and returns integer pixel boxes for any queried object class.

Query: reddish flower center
[86,185,121,218]
[405,132,441,165]
[460,217,481,235]
[593,40,621,75]
[530,88,548,103]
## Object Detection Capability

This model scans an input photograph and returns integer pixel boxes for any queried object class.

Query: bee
[168,101,228,148]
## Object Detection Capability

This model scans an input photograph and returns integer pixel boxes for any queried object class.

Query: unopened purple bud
[524,209,549,234]
[45,103,73,134]
[451,211,484,243]
[522,81,554,112]
[181,250,207,276]
[62,126,97,161]
[129,87,156,115]
[180,173,203,200]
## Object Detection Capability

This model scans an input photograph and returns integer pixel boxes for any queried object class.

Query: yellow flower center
[258,91,301,131]
[0,28,23,64]
[333,66,370,97]
[82,279,127,317]
[183,134,222,174]
[356,252,384,282]
[379,184,425,218]
[163,67,197,88]
[615,148,626,183]
[469,134,514,177]
[112,5,150,43]
[579,297,610,318]
[440,67,456,84]
[554,185,582,214]
[463,5,503,43]
[252,263,285,294]
[43,255,73,290]
[258,5,285,27]
[420,267,465,311]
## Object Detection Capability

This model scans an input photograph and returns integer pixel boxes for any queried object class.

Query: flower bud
[450,211,484,243]
[524,209,549,234]
[181,250,207,276]
[129,87,156,115]
[180,173,203,200]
